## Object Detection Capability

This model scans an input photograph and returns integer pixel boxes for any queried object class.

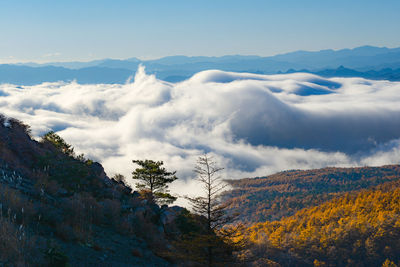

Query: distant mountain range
[2,45,400,84]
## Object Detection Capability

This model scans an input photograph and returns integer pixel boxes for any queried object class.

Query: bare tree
[185,154,237,266]
[186,155,232,230]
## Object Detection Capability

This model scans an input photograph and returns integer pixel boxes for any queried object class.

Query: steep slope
[0,114,187,266]
[224,165,400,222]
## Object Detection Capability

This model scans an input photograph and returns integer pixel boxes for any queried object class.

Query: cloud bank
[1,66,400,198]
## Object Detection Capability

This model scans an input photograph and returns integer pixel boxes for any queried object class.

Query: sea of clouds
[1,66,400,200]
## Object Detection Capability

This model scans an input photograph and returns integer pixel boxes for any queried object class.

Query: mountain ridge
[2,45,400,85]
[13,45,400,68]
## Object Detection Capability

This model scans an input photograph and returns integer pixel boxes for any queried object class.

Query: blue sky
[1,0,400,63]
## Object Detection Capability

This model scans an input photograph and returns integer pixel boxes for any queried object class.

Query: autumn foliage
[224,166,400,222]
[237,180,400,266]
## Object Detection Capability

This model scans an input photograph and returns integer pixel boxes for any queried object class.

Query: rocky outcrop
[0,114,187,266]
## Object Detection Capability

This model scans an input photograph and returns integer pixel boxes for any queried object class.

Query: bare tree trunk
[186,154,236,266]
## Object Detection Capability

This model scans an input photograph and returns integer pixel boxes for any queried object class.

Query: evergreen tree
[132,159,178,205]
[42,131,74,157]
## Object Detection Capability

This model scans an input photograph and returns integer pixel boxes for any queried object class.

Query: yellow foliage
[238,182,400,265]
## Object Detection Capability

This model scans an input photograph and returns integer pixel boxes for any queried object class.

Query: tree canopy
[236,180,400,266]
[42,131,74,157]
[132,159,178,205]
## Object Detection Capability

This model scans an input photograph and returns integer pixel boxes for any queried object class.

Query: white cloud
[1,67,400,199]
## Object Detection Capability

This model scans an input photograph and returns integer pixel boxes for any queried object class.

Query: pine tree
[42,131,74,156]
[132,159,178,205]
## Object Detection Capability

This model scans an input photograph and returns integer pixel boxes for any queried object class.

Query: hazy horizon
[2,44,400,65]
[2,0,400,63]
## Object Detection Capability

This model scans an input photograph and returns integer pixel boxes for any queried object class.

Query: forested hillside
[237,180,400,266]
[224,166,400,222]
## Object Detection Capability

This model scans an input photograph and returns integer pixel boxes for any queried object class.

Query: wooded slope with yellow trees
[224,165,400,222]
[237,180,400,266]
